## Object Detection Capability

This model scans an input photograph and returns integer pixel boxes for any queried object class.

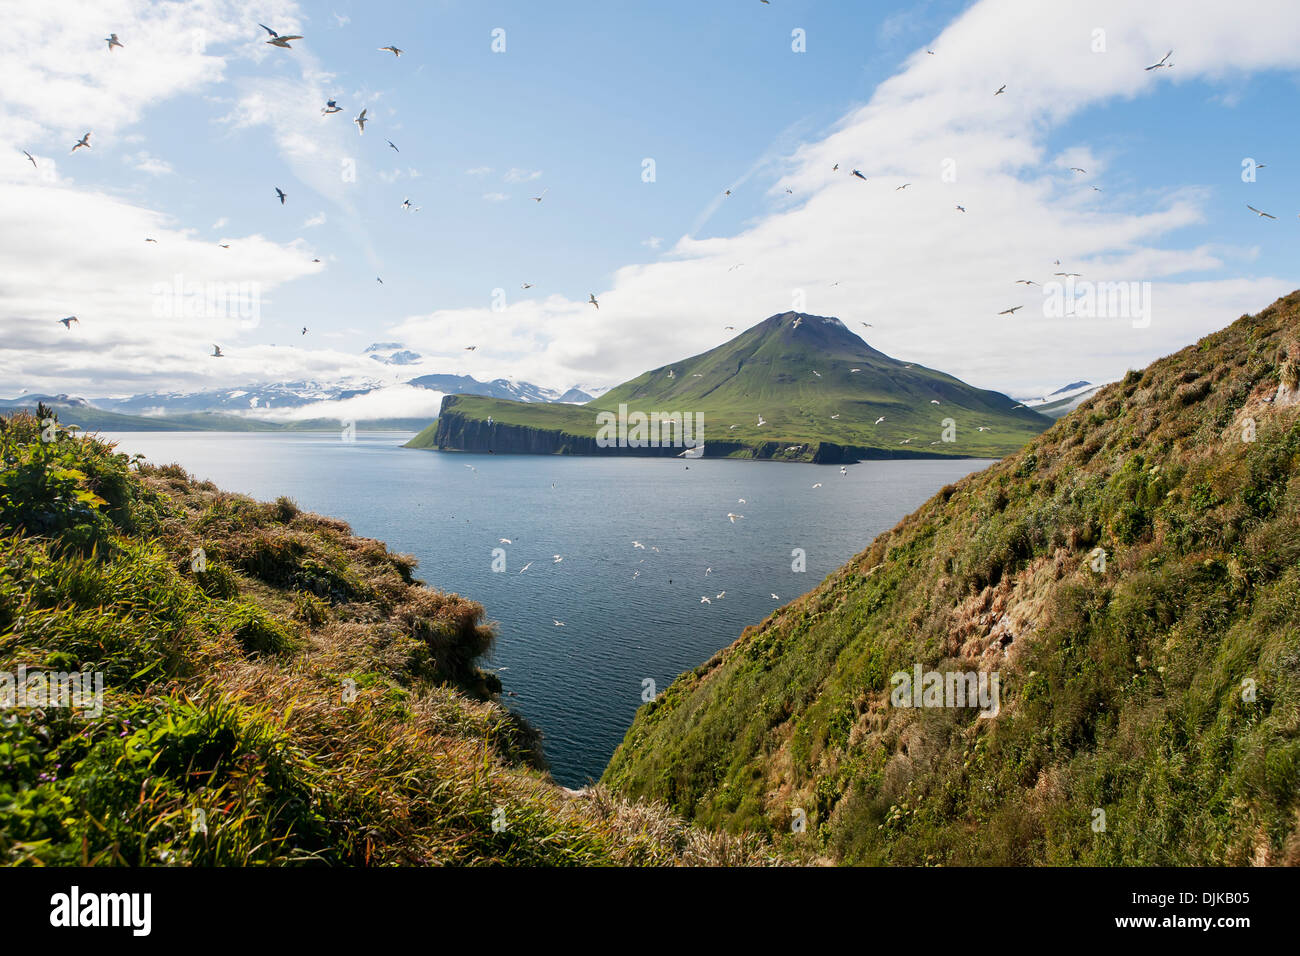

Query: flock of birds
[23,24,1293,643]
[33,23,556,355]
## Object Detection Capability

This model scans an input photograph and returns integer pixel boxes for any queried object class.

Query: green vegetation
[603,292,1300,865]
[408,312,1051,460]
[0,406,774,866]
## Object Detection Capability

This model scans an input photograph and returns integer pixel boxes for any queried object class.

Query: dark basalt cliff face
[426,405,969,464]
[429,408,687,457]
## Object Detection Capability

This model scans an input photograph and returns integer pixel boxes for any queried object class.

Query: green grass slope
[602,292,1300,866]
[408,312,1050,461]
[0,408,775,866]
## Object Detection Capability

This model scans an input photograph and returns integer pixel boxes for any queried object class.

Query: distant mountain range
[411,312,1052,463]
[6,340,593,431]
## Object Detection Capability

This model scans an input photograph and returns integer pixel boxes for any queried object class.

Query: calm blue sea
[100,431,993,787]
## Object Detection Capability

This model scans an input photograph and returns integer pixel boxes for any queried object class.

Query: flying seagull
[1069,167,1087,174]
[22,150,36,168]
[105,33,123,51]
[354,109,368,134]
[1145,50,1173,71]
[532,188,549,202]
[59,316,79,329]
[522,282,533,289]
[211,344,223,357]
[756,415,767,427]
[726,513,744,522]
[301,326,308,335]
[553,620,565,627]
[71,132,91,152]
[956,204,966,212]
[387,140,399,152]
[588,293,599,309]
[874,416,886,425]
[1015,279,1037,285]
[851,169,867,180]
[994,84,1006,95]
[259,24,303,48]
[379,45,403,57]
[1247,204,1276,219]
[275,187,286,204]
[896,183,911,190]
[321,99,342,114]
[401,198,420,211]
[998,306,1023,315]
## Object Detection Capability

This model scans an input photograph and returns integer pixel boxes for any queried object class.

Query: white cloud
[302,211,326,227]
[482,192,509,202]
[252,383,445,422]
[387,0,1300,397]
[503,167,541,183]
[125,151,174,176]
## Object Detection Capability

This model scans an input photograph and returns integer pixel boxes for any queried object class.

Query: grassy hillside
[0,408,774,866]
[603,292,1300,866]
[409,313,1050,461]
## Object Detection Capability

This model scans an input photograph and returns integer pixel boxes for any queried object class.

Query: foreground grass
[0,409,776,866]
[604,292,1300,866]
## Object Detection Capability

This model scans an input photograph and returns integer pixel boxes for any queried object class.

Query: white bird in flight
[105,33,123,51]
[588,293,599,309]
[756,415,766,427]
[1145,50,1173,71]
[874,416,886,425]
[1247,204,1276,220]
[71,132,91,152]
[726,513,744,522]
[379,45,403,57]
[259,24,303,48]
[354,109,368,134]
[519,562,533,573]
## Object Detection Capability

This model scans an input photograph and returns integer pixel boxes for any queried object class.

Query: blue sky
[1,0,1298,418]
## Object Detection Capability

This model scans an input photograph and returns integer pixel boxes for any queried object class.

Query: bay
[100,430,994,787]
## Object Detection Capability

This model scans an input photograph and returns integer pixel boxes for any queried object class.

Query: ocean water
[100,430,994,787]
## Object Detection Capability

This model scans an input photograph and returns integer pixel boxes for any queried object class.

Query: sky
[2,0,1298,421]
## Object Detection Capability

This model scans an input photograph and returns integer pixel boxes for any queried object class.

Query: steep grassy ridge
[0,409,774,866]
[603,292,1300,866]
